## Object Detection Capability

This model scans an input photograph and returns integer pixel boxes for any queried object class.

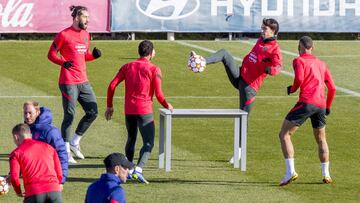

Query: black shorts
[285,102,326,129]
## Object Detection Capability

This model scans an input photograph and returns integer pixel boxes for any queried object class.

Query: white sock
[135,166,143,173]
[321,162,330,177]
[129,169,134,174]
[65,142,70,153]
[285,158,295,175]
[71,134,82,146]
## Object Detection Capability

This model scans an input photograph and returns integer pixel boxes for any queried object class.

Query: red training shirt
[48,26,95,84]
[9,139,62,197]
[241,38,283,91]
[290,53,336,109]
[107,57,169,115]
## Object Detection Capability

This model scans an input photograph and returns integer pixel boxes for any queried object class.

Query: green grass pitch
[0,40,360,202]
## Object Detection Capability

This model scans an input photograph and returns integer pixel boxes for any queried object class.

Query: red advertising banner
[0,0,109,33]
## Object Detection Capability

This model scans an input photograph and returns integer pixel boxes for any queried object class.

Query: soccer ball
[0,176,9,195]
[188,52,206,73]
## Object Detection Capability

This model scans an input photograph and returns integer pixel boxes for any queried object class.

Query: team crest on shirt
[263,46,268,51]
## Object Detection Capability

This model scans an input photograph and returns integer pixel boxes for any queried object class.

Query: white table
[158,109,248,172]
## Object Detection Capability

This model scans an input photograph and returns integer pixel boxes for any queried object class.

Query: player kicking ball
[189,18,283,164]
[278,36,336,186]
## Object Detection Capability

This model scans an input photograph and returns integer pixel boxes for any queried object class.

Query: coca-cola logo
[0,0,34,28]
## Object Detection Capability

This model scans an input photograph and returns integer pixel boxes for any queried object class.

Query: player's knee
[85,109,98,121]
[143,142,154,152]
[63,113,74,125]
[219,49,230,57]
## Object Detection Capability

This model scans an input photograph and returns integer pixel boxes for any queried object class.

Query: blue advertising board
[111,0,360,32]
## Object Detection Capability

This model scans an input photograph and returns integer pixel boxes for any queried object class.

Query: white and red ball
[188,54,206,73]
[0,176,9,195]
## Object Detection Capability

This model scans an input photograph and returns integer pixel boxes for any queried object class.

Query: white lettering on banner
[262,0,282,16]
[208,0,360,17]
[136,0,200,20]
[211,0,233,16]
[339,0,360,16]
[0,0,33,28]
[287,0,294,16]
[314,0,335,16]
[303,0,310,16]
[239,0,255,16]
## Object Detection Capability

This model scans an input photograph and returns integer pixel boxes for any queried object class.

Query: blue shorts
[285,102,326,129]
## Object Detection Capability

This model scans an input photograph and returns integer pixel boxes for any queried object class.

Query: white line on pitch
[317,55,360,58]
[177,41,360,97]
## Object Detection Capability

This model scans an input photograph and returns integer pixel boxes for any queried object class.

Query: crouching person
[85,153,135,203]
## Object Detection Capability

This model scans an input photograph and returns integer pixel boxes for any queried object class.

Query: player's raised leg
[205,49,240,89]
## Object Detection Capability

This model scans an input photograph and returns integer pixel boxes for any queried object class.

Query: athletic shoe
[279,172,298,186]
[131,167,149,184]
[127,173,133,180]
[229,148,242,164]
[323,176,333,184]
[68,153,77,164]
[70,144,85,159]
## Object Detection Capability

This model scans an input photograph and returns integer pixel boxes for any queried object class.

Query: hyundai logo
[136,0,200,20]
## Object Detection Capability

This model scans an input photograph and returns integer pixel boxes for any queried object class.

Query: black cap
[103,153,135,169]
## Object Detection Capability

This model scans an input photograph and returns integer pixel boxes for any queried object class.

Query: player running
[105,40,173,184]
[48,5,102,164]
[190,18,283,163]
[278,36,336,186]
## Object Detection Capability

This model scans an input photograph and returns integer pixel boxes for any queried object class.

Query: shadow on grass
[69,164,103,169]
[81,156,108,160]
[67,177,97,183]
[0,154,9,162]
[148,178,278,186]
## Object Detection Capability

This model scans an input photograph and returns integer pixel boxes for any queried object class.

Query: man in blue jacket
[85,153,135,203]
[23,101,69,187]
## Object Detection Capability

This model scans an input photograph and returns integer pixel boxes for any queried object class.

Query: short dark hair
[103,153,135,170]
[263,18,279,35]
[69,5,88,20]
[299,36,313,49]
[12,123,31,138]
[138,40,154,57]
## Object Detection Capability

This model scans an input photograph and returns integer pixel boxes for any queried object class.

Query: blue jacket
[85,173,126,203]
[29,107,68,184]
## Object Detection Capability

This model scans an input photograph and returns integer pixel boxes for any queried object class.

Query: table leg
[159,114,165,169]
[241,114,247,171]
[165,115,172,172]
[234,117,240,168]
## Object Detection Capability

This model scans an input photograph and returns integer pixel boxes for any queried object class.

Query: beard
[79,21,87,30]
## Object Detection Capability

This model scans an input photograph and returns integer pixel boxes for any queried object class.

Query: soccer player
[278,36,336,186]
[105,40,173,184]
[48,5,102,164]
[9,123,63,202]
[192,18,283,163]
[23,101,68,184]
[85,153,135,203]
